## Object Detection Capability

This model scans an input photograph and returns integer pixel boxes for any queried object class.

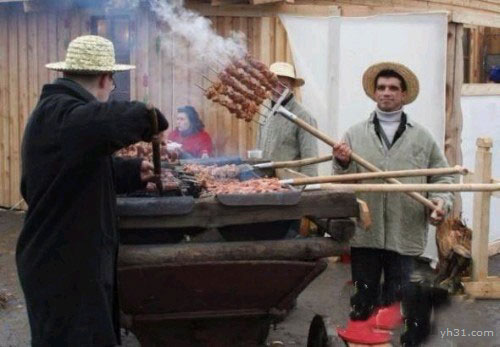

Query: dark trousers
[351,247,414,307]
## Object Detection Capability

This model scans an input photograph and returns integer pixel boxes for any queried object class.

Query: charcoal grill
[117,163,359,346]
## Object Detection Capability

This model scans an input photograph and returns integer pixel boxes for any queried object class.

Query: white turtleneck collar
[375,107,404,150]
[375,106,403,122]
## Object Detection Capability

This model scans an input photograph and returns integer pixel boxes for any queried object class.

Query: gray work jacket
[333,112,454,256]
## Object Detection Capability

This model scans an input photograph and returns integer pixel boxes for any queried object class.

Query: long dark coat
[16,78,168,346]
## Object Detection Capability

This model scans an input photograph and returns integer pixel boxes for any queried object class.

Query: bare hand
[140,160,155,182]
[429,198,445,226]
[333,142,352,165]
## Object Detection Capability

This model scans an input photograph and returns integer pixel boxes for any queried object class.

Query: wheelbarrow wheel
[307,315,345,347]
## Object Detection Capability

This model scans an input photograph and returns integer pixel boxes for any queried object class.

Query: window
[463,26,500,84]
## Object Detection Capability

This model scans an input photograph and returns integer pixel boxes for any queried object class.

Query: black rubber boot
[400,282,432,346]
[349,281,376,321]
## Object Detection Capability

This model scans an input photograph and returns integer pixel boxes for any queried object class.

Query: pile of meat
[145,169,181,192]
[115,142,171,161]
[204,55,278,122]
[183,163,287,195]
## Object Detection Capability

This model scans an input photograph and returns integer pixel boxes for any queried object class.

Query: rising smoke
[108,0,247,69]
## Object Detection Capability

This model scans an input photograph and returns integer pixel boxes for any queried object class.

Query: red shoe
[337,319,391,344]
[375,302,402,330]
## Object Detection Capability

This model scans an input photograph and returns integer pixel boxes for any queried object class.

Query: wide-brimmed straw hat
[362,62,419,105]
[270,62,305,87]
[46,35,135,73]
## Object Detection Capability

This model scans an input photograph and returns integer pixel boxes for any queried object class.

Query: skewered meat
[203,55,278,122]
[233,59,278,90]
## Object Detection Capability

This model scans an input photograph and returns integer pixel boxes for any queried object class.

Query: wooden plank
[37,12,49,88]
[471,137,493,282]
[28,12,39,113]
[210,0,245,6]
[462,83,500,95]
[135,6,149,103]
[8,12,19,206]
[206,17,221,156]
[56,11,67,64]
[129,13,137,100]
[230,17,243,157]
[275,17,287,62]
[118,190,358,229]
[159,27,174,128]
[223,16,236,155]
[236,16,248,157]
[47,12,58,84]
[0,8,9,206]
[186,2,341,17]
[260,17,272,66]
[463,278,500,299]
[69,8,80,41]
[468,26,485,83]
[80,10,90,35]
[18,10,28,168]
[445,23,464,216]
[148,13,160,107]
[247,17,259,151]
[452,10,500,28]
[250,0,283,5]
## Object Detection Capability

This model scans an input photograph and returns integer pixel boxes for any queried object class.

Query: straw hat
[362,62,419,105]
[46,35,135,73]
[270,62,305,87]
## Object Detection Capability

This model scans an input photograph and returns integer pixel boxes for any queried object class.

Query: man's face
[273,76,295,98]
[95,73,115,102]
[374,76,406,112]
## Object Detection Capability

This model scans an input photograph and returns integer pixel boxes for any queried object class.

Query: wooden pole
[254,155,333,169]
[471,137,493,281]
[275,107,437,210]
[280,166,468,185]
[445,23,464,217]
[119,238,350,266]
[315,183,500,193]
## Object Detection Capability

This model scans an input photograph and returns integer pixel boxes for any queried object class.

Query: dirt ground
[1,209,499,346]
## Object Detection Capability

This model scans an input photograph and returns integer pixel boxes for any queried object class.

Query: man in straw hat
[17,35,168,346]
[257,61,319,177]
[332,62,454,345]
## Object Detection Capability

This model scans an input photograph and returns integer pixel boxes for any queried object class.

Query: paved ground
[1,209,499,346]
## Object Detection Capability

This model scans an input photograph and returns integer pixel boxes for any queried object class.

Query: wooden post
[471,137,493,281]
[445,22,464,217]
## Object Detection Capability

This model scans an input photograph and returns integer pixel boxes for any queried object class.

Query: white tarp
[280,12,448,259]
[461,96,500,243]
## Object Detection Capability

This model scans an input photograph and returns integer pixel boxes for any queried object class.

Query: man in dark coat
[16,35,168,346]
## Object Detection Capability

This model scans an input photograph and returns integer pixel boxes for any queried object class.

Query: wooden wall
[0,3,292,208]
[0,4,91,208]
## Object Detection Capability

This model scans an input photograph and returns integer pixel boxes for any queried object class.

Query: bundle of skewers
[198,54,282,125]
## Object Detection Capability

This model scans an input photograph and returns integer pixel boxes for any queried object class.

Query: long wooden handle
[280,166,468,185]
[276,107,437,210]
[255,155,333,169]
[320,183,500,192]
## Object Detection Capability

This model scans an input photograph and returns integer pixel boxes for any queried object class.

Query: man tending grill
[257,62,319,177]
[16,35,168,346]
[333,62,454,345]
